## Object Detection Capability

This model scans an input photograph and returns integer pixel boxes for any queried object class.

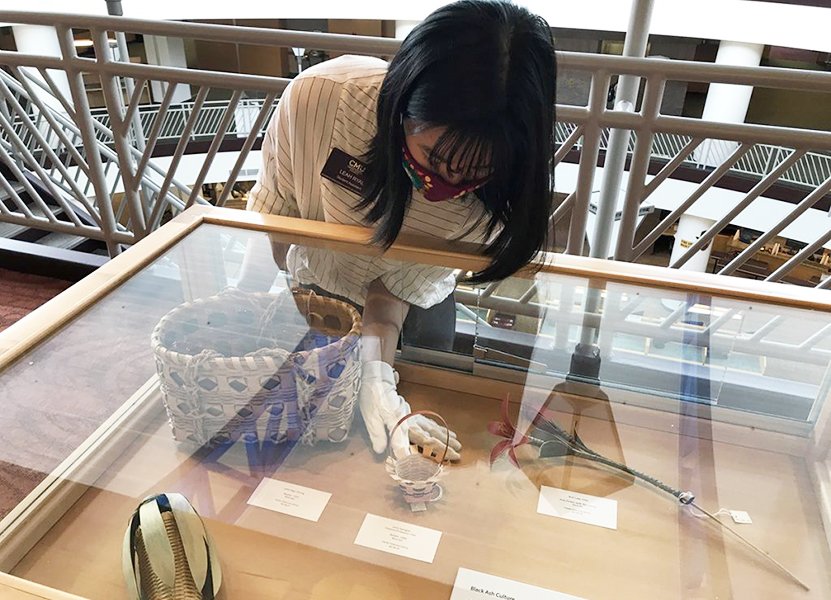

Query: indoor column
[394,21,420,39]
[695,41,764,167]
[11,25,72,112]
[670,214,717,272]
[143,35,192,103]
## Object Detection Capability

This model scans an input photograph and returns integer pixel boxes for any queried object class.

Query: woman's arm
[358,278,462,461]
[361,278,410,365]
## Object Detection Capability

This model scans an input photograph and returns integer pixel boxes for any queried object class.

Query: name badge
[320,148,367,196]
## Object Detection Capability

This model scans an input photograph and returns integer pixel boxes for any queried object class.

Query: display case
[0,205,829,599]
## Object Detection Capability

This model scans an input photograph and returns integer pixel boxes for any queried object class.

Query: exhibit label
[537,486,618,530]
[247,478,332,522]
[450,568,586,600]
[354,513,442,563]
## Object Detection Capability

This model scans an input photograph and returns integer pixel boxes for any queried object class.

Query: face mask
[401,143,489,202]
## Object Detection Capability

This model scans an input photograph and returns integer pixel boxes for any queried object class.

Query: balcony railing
[0,11,830,277]
[78,100,831,193]
[0,69,200,254]
[555,121,831,190]
[86,98,277,147]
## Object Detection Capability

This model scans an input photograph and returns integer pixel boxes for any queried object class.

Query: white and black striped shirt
[247,55,489,308]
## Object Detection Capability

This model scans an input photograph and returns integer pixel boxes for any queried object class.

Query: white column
[143,35,192,103]
[670,214,716,272]
[394,21,420,40]
[695,40,764,167]
[585,198,655,259]
[12,25,72,112]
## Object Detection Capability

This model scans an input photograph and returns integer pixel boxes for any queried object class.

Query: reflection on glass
[472,269,830,595]
[0,223,829,599]
[472,272,831,426]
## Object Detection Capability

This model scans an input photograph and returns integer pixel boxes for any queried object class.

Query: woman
[246,0,557,461]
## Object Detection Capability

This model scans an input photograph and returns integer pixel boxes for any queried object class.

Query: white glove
[407,412,462,462]
[358,360,410,457]
[358,360,462,461]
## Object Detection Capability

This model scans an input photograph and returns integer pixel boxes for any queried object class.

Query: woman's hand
[406,412,462,462]
[358,278,462,461]
[358,360,462,461]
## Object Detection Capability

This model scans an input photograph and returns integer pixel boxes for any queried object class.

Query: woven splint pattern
[134,513,202,600]
[151,288,362,447]
[123,493,221,600]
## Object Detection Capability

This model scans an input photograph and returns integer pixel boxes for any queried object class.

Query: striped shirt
[246,55,490,309]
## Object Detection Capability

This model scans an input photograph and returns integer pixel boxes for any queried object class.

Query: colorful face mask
[401,143,489,202]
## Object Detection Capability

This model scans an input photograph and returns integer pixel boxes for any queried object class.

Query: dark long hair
[358,0,557,283]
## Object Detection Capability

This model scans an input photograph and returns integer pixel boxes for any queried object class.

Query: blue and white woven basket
[150,288,361,447]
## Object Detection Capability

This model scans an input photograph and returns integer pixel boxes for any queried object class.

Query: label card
[353,513,442,563]
[729,510,753,524]
[537,485,618,530]
[450,568,586,600]
[247,478,332,522]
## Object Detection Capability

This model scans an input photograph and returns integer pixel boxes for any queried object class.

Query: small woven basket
[151,288,361,447]
[123,493,221,600]
[385,411,449,510]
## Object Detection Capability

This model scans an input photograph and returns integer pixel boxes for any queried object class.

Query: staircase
[0,164,108,255]
[0,66,203,263]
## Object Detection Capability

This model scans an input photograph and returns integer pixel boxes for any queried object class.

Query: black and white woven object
[123,493,222,600]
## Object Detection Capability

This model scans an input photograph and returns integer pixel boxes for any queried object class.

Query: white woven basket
[150,288,361,447]
[385,411,448,509]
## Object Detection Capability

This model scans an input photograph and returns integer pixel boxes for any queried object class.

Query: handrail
[1,71,196,208]
[0,67,205,248]
[87,99,277,146]
[554,121,831,190]
[0,11,401,57]
[4,71,197,210]
[0,11,829,288]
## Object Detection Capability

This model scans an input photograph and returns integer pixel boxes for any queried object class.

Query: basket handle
[388,410,451,464]
[291,287,326,329]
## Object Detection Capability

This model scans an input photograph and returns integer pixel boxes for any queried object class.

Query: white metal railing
[0,69,202,254]
[0,10,829,277]
[554,121,831,190]
[80,100,831,193]
[87,99,274,144]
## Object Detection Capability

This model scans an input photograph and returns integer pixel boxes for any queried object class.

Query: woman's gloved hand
[358,360,462,461]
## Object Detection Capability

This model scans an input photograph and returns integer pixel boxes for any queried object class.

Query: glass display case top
[0,218,829,599]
